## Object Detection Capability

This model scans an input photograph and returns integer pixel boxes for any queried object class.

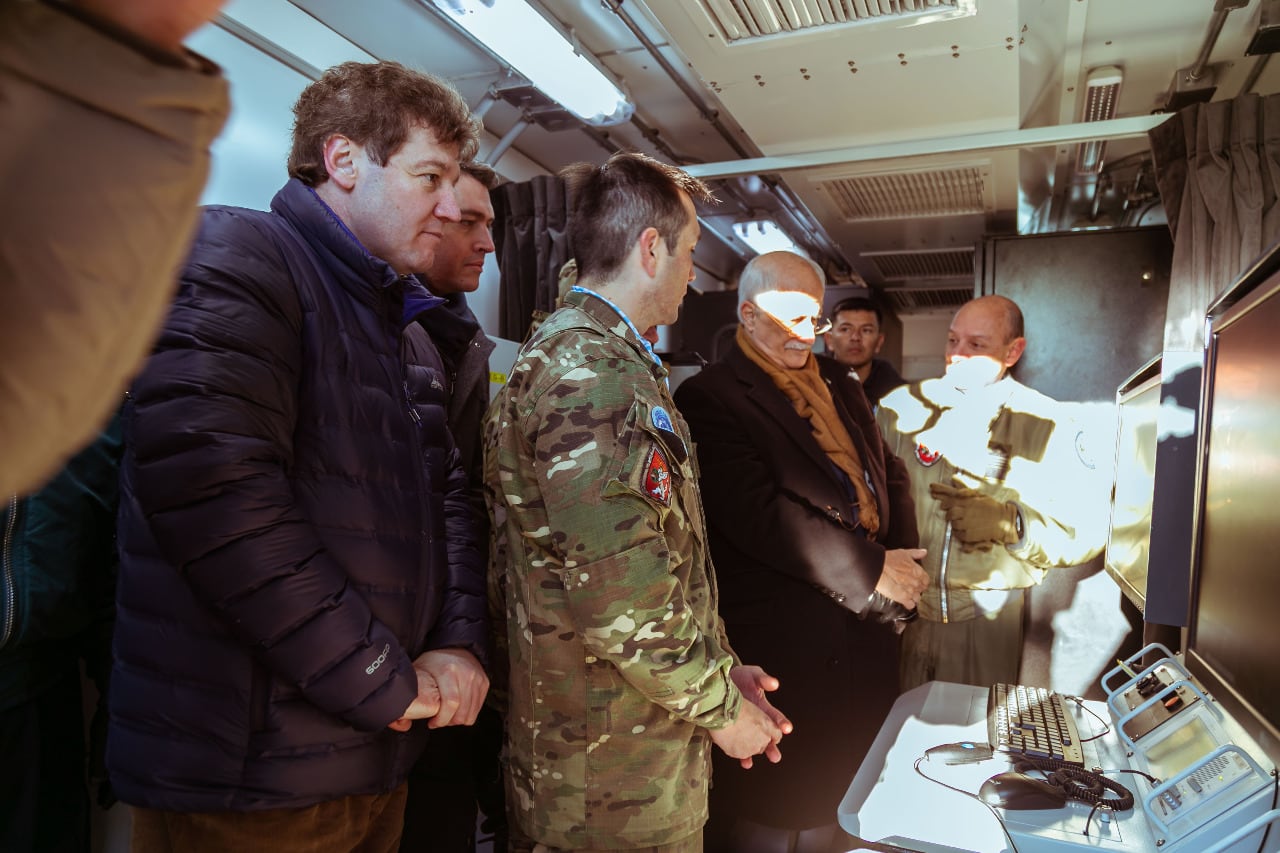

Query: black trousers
[400,705,506,853]
[703,813,854,853]
[0,671,91,853]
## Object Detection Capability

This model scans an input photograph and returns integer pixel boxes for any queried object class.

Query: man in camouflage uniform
[876,295,1109,690]
[483,152,789,852]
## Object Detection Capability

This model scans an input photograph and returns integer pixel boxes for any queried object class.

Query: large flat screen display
[1105,358,1161,614]
[1187,265,1280,768]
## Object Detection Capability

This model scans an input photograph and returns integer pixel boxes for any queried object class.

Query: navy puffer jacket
[107,179,487,812]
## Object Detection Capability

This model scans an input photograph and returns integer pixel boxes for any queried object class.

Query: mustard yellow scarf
[736,326,880,538]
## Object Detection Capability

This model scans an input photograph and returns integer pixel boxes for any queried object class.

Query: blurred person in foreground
[675,251,927,853]
[0,0,230,496]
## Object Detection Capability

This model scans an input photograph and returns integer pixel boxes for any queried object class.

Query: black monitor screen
[1105,360,1161,614]
[1187,272,1280,765]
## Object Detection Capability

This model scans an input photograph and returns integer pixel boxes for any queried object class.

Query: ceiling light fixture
[1075,65,1123,174]
[427,0,633,126]
[733,219,805,256]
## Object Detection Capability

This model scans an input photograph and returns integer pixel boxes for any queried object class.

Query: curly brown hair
[288,61,480,187]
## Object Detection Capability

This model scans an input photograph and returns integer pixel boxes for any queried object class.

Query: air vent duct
[881,285,973,313]
[863,247,974,282]
[819,166,990,221]
[698,0,963,44]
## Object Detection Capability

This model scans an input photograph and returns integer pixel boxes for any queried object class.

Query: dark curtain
[1148,92,1280,351]
[491,175,574,341]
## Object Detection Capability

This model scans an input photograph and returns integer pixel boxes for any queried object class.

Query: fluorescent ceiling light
[218,0,377,74]
[733,220,805,256]
[1075,66,1123,174]
[430,0,632,126]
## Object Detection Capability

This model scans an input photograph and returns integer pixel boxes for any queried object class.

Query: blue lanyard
[570,286,664,375]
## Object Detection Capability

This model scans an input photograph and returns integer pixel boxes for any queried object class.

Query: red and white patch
[915,442,942,467]
[643,444,672,505]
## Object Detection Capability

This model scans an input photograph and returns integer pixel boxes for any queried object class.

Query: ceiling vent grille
[882,285,974,313]
[863,247,975,281]
[820,166,989,221]
[699,0,960,43]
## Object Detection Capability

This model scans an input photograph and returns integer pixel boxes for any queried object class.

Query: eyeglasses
[751,302,832,337]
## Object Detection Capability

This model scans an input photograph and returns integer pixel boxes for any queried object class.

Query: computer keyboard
[987,683,1085,765]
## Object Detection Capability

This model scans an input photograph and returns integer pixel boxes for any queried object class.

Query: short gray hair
[737,251,826,309]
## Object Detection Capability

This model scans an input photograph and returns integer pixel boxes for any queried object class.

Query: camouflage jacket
[483,289,742,849]
[876,376,1109,623]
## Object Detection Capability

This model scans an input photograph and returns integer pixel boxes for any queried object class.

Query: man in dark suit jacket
[675,250,929,853]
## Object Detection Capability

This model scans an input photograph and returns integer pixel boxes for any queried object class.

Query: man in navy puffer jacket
[108,61,489,852]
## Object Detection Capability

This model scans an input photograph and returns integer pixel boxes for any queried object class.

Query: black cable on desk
[913,756,1021,853]
[1083,802,1113,838]
[1062,695,1112,743]
[1103,767,1161,786]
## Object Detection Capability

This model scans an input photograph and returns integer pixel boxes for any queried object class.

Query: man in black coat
[675,251,929,853]
[403,160,504,852]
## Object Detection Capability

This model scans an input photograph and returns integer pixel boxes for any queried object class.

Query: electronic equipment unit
[1104,645,1277,852]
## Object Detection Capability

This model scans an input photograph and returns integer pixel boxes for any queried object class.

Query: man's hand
[728,665,792,768]
[709,703,784,769]
[876,548,928,609]
[929,482,1020,552]
[388,661,443,732]
[415,648,489,729]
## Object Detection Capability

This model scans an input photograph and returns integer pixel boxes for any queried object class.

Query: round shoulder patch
[651,405,675,433]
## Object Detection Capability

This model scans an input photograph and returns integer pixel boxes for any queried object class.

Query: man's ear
[1004,336,1027,368]
[638,227,662,278]
[323,134,359,190]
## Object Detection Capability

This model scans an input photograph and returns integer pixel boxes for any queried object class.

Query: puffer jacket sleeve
[425,443,489,667]
[127,209,417,732]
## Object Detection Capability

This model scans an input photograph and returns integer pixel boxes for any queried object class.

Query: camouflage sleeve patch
[608,400,692,512]
[520,367,735,724]
[642,444,672,506]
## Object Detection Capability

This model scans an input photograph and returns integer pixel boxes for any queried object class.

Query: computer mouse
[978,771,1069,810]
[924,741,995,764]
